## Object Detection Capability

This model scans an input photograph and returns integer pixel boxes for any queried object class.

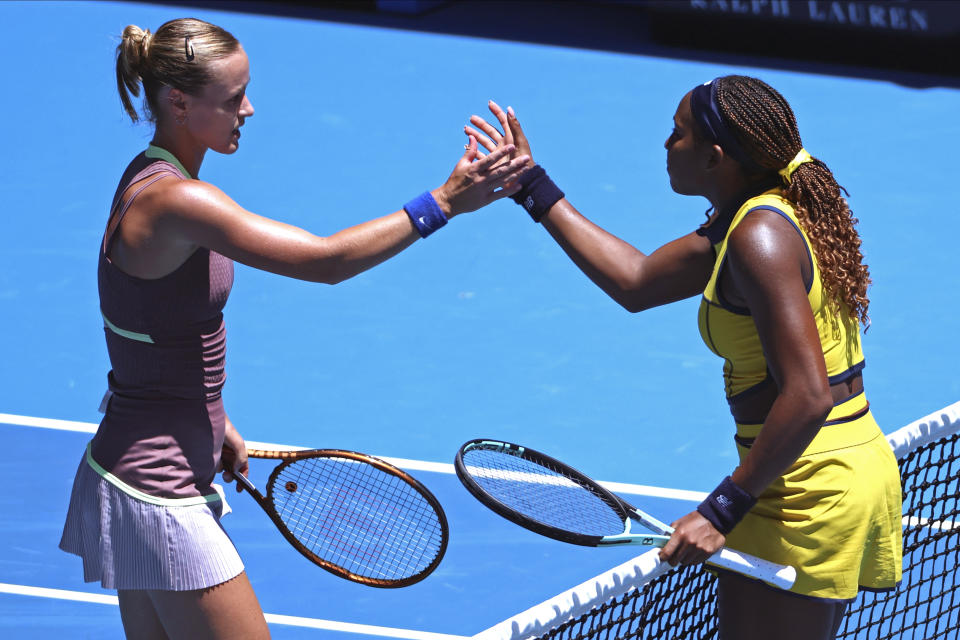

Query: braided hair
[711,75,871,328]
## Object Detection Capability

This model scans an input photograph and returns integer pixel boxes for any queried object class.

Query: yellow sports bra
[697,189,864,401]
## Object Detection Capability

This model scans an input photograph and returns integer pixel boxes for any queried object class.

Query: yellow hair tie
[779,148,813,183]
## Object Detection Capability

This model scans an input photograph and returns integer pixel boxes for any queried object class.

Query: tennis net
[475,401,960,640]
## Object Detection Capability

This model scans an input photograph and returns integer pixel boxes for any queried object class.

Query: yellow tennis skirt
[724,393,903,600]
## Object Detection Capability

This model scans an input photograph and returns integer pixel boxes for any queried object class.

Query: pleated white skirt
[59,451,245,591]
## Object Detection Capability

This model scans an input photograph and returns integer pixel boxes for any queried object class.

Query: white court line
[0,582,469,640]
[0,413,101,434]
[904,515,960,531]
[0,412,708,501]
[7,411,956,528]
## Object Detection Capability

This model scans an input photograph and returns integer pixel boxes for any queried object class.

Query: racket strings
[276,465,437,578]
[279,465,435,574]
[269,457,444,581]
[462,448,626,537]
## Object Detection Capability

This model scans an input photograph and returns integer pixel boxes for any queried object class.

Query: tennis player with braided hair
[58,17,528,640]
[468,76,902,639]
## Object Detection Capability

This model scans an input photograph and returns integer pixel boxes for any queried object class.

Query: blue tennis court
[1,1,958,637]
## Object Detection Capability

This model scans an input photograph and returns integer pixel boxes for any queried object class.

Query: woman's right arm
[469,103,714,312]
[134,141,528,284]
[539,200,715,311]
[164,185,426,284]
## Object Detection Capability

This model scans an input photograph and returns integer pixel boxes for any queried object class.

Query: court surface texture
[1,1,958,638]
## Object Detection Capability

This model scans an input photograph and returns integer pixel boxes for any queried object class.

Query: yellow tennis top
[697,189,864,401]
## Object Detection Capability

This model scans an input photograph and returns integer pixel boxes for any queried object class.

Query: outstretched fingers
[505,106,534,164]
[469,113,508,146]
[465,125,497,154]
[488,100,514,146]
[481,154,530,199]
[466,101,528,167]
[475,142,516,170]
[506,106,526,140]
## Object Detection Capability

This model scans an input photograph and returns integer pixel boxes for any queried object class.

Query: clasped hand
[465,100,536,172]
[660,510,727,567]
[434,131,530,217]
[431,100,539,218]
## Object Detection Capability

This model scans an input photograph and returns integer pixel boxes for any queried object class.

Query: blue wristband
[510,165,564,223]
[404,191,448,238]
[696,476,757,535]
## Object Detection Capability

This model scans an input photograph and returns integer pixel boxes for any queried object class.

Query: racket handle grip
[707,547,797,590]
[232,470,257,494]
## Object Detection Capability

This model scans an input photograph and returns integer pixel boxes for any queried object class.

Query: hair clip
[184,36,195,62]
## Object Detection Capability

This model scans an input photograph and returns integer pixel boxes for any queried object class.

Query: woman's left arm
[661,210,834,566]
[725,211,835,495]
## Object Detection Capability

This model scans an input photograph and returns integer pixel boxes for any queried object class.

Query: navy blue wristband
[510,165,564,223]
[696,476,757,535]
[404,191,448,238]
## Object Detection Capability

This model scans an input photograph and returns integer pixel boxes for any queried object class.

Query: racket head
[256,449,448,588]
[454,439,631,547]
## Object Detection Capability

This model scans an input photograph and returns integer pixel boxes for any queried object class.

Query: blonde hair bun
[115,18,239,124]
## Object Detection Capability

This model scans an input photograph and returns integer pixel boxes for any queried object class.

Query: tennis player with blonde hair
[59,17,528,639]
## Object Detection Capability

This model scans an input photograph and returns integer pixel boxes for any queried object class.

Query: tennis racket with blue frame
[454,438,795,590]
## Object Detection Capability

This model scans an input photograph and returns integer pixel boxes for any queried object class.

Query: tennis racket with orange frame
[231,447,449,588]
